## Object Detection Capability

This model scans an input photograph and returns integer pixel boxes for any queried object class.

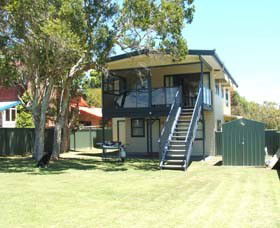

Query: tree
[1,0,195,161]
[1,0,91,160]
[231,91,280,130]
[16,93,34,128]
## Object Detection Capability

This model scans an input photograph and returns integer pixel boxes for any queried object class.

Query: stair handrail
[183,84,203,170]
[158,86,182,166]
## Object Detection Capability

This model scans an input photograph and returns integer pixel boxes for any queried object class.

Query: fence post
[90,127,92,150]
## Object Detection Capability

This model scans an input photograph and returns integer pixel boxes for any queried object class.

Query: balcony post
[101,71,105,157]
[148,69,152,108]
[199,56,206,160]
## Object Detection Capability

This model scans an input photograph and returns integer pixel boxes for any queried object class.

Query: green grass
[0,152,279,228]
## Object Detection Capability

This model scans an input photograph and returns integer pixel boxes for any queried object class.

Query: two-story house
[102,49,238,170]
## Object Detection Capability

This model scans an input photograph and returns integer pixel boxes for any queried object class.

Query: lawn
[0,152,279,228]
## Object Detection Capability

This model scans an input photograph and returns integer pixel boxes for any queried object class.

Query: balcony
[103,86,212,118]
[103,87,179,118]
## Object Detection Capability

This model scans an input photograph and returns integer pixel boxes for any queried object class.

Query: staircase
[161,108,194,170]
[159,85,203,171]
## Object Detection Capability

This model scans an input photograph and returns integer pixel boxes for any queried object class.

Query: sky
[184,0,280,104]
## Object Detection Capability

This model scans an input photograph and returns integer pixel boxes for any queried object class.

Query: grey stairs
[161,108,194,170]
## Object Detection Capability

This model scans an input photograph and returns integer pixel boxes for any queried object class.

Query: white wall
[1,108,17,128]
[112,117,161,153]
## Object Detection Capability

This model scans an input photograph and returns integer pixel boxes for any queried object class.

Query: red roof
[70,96,89,108]
[0,87,20,102]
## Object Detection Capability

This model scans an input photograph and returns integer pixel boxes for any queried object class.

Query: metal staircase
[159,84,203,171]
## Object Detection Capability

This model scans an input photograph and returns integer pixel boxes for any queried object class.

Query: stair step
[169,145,185,148]
[168,149,185,152]
[166,153,185,159]
[168,153,185,156]
[165,160,184,164]
[179,117,192,119]
[161,164,184,170]
[169,140,185,144]
[176,123,190,128]
[166,158,185,162]
[172,135,186,138]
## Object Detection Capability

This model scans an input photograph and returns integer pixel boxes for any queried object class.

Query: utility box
[222,118,265,166]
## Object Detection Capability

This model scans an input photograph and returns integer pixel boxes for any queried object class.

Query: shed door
[223,119,265,166]
[234,123,252,166]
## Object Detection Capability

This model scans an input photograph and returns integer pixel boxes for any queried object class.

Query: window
[11,109,16,121]
[5,108,17,122]
[225,89,229,106]
[164,76,174,87]
[131,119,145,137]
[215,82,220,95]
[217,120,222,132]
[5,109,10,121]
[104,76,122,95]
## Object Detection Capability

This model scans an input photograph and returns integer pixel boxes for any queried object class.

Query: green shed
[222,118,265,166]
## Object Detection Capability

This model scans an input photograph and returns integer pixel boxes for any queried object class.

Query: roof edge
[108,49,238,87]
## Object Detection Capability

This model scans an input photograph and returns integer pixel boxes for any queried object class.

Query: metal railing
[183,85,203,170]
[109,87,179,109]
[158,87,182,165]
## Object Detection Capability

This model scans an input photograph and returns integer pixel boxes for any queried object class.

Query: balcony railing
[104,87,179,109]
[103,86,212,112]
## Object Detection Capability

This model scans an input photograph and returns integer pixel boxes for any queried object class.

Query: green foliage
[88,70,102,88]
[86,88,102,107]
[117,0,195,59]
[231,91,280,130]
[16,93,34,128]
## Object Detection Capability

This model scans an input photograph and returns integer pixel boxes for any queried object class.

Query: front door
[117,120,126,145]
[146,119,160,155]
[165,74,200,107]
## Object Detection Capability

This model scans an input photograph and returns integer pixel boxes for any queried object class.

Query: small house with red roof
[70,97,102,127]
[0,87,21,128]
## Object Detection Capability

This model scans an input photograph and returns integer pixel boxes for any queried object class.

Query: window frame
[4,108,17,122]
[225,89,229,106]
[215,82,220,95]
[131,118,145,137]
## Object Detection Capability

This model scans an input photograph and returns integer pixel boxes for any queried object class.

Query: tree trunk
[61,104,70,153]
[33,79,54,161]
[52,78,72,159]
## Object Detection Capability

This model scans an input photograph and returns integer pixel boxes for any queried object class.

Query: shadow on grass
[214,161,223,166]
[0,155,159,175]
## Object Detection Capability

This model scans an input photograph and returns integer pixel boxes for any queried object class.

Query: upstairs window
[221,88,224,98]
[215,82,220,95]
[225,89,229,106]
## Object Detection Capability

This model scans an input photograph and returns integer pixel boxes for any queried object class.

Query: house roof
[79,107,102,118]
[109,49,238,87]
[0,87,20,102]
[0,101,21,111]
[70,96,89,108]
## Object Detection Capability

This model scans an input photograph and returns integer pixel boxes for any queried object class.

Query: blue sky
[184,0,280,104]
